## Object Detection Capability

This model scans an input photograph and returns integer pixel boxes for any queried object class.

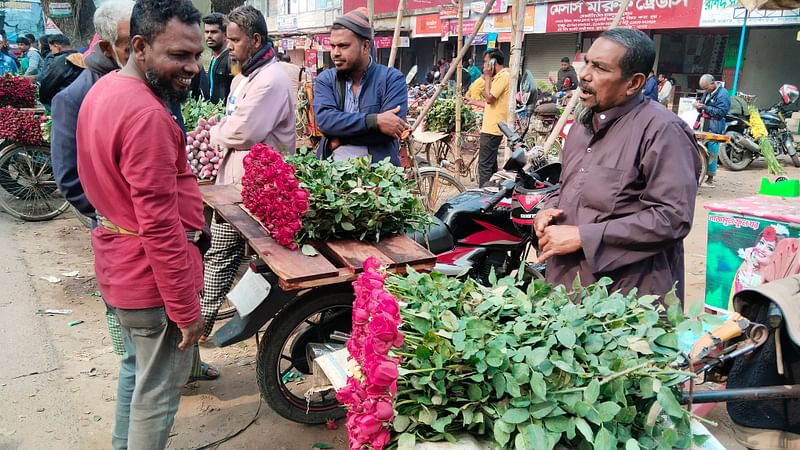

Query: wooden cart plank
[320,239,394,271]
[215,204,265,242]
[374,235,437,269]
[250,236,339,283]
[199,184,241,208]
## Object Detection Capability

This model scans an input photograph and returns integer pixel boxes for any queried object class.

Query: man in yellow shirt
[465,49,510,186]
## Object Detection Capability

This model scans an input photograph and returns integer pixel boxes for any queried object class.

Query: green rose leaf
[397,433,417,450]
[502,407,530,424]
[657,386,685,418]
[556,327,577,349]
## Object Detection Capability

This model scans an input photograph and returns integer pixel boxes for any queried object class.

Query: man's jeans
[109,306,193,450]
[707,141,719,176]
[479,133,503,187]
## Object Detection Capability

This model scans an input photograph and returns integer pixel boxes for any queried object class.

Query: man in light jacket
[204,5,295,338]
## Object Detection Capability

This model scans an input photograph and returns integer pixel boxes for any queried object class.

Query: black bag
[727,291,800,434]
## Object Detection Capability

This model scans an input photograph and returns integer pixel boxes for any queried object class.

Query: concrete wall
[738,27,800,109]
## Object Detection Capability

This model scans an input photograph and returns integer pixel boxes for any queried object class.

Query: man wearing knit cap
[312,7,409,165]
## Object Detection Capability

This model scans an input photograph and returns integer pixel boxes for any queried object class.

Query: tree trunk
[41,0,96,47]
[211,0,246,14]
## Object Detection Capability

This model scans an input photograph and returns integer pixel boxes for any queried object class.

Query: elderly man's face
[701,80,716,92]
[579,37,643,111]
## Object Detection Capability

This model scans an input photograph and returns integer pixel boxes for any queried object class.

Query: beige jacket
[210,60,296,186]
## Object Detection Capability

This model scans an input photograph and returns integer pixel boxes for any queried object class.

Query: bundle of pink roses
[241,143,309,249]
[337,257,404,450]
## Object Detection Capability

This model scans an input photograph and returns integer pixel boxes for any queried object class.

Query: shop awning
[739,0,800,10]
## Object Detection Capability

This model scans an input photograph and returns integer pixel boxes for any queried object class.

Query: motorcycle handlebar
[498,122,521,144]
[481,181,514,213]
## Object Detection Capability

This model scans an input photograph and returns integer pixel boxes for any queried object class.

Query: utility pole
[387,0,407,68]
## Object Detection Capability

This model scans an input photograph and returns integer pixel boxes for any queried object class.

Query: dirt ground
[1,158,798,450]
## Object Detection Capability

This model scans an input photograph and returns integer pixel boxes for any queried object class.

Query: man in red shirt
[76,1,205,448]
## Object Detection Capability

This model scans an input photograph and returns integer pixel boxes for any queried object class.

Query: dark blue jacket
[312,61,408,166]
[643,75,658,101]
[700,84,731,134]
[51,52,185,222]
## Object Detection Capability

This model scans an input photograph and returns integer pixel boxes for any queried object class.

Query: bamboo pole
[367,0,374,25]
[540,0,632,153]
[387,0,407,68]
[454,0,464,165]
[409,0,497,136]
[505,0,526,160]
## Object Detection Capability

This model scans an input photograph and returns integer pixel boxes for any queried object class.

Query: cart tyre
[257,290,353,424]
[696,144,709,185]
[791,154,800,168]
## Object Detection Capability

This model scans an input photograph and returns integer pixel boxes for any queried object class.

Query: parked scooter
[720,84,800,171]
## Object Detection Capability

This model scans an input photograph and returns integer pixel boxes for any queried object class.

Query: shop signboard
[481,6,535,32]
[277,15,298,32]
[699,0,800,27]
[48,2,72,18]
[305,48,318,69]
[535,0,703,33]
[374,36,411,48]
[470,0,509,15]
[344,0,451,15]
[440,5,470,19]
[316,34,332,52]
[415,14,442,37]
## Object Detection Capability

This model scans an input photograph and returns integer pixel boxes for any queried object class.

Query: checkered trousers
[201,218,246,337]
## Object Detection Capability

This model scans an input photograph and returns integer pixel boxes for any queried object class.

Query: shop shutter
[522,33,577,82]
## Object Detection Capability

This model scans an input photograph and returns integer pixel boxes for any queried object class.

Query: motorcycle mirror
[406,65,418,85]
[503,148,527,172]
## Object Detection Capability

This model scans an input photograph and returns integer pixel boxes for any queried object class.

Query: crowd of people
[2,0,722,446]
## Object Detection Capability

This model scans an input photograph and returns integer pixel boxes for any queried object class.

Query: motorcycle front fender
[212,272,298,347]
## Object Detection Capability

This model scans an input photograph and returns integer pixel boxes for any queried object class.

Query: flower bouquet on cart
[240,145,429,250]
[337,260,710,450]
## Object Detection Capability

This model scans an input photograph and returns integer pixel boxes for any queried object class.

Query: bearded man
[76,1,206,448]
[535,28,700,303]
[202,5,296,339]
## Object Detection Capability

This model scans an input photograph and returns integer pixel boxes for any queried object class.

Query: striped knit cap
[333,7,373,40]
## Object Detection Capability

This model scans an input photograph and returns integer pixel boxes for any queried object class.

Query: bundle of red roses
[241,143,309,249]
[0,107,45,145]
[337,257,404,450]
[0,74,37,109]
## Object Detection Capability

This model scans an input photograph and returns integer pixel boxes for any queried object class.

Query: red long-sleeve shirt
[76,72,204,327]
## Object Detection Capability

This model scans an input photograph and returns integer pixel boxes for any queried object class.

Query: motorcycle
[719,84,800,171]
[408,122,560,284]
[210,122,561,425]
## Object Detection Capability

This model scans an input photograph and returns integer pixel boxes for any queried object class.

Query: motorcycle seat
[408,216,454,255]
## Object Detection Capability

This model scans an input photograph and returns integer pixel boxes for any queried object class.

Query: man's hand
[534,208,563,239]
[694,101,704,110]
[537,225,582,263]
[377,106,408,139]
[178,315,205,350]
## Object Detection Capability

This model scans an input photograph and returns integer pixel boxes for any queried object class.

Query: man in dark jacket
[556,56,578,92]
[203,12,233,103]
[694,73,731,187]
[643,70,658,101]
[39,34,82,105]
[312,7,408,165]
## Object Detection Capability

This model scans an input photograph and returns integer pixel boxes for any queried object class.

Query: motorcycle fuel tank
[436,189,526,249]
[760,111,785,129]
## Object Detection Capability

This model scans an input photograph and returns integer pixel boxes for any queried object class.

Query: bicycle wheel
[414,166,465,213]
[0,143,69,221]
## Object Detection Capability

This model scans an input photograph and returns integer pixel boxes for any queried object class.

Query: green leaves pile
[181,98,225,132]
[385,271,704,450]
[426,98,478,133]
[286,149,430,242]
